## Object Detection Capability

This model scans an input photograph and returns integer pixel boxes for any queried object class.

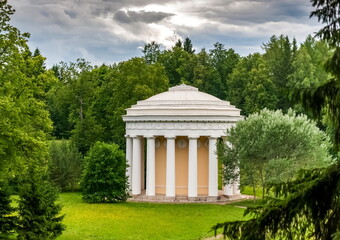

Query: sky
[10,0,321,67]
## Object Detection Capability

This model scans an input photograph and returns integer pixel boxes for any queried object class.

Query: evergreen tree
[17,167,65,240]
[183,37,195,54]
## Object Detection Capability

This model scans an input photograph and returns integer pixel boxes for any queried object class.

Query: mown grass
[58,193,247,240]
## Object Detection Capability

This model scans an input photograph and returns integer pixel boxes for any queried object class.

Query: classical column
[146,136,155,196]
[188,136,198,198]
[125,135,133,190]
[208,137,218,197]
[132,136,142,195]
[165,136,176,197]
[233,167,241,195]
[224,184,234,196]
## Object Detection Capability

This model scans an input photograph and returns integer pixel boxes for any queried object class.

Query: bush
[81,142,129,203]
[49,140,83,191]
[17,168,65,240]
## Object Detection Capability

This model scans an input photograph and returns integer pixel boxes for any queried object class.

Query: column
[208,137,218,197]
[146,136,155,196]
[165,136,176,197]
[188,136,198,198]
[125,135,133,190]
[224,184,234,196]
[132,136,142,195]
[233,167,241,195]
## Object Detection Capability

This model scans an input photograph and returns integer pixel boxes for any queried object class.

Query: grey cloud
[114,10,174,24]
[64,9,77,19]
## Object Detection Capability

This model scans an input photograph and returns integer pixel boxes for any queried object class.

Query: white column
[224,184,234,196]
[146,136,155,196]
[132,136,142,195]
[208,137,218,197]
[188,136,198,197]
[166,136,176,197]
[125,136,133,190]
[233,167,241,195]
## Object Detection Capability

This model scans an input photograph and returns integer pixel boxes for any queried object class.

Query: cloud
[114,10,174,24]
[9,0,322,67]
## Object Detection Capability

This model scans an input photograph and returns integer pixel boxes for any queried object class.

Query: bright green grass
[58,193,247,240]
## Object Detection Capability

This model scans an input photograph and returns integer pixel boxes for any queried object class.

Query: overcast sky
[10,0,321,67]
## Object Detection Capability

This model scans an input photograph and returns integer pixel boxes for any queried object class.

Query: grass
[58,193,247,240]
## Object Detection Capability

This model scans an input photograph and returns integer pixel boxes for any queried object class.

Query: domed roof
[123,84,241,122]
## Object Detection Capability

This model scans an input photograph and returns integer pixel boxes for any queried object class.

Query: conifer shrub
[81,142,129,203]
[17,168,65,240]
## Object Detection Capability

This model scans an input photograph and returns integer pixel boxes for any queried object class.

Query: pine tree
[0,181,17,239]
[17,168,65,240]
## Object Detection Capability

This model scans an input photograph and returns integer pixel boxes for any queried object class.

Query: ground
[58,192,248,240]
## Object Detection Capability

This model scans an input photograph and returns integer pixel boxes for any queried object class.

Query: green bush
[81,142,129,203]
[17,168,65,240]
[49,140,83,191]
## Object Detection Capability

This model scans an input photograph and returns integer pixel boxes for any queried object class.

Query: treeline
[47,35,331,155]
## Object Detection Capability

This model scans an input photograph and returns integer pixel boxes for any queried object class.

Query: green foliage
[228,53,278,115]
[0,0,53,176]
[263,35,296,111]
[49,140,83,191]
[142,41,161,64]
[81,142,129,203]
[17,168,65,240]
[220,109,332,197]
[212,162,340,240]
[0,180,17,239]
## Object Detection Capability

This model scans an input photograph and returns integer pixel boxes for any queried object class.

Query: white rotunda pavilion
[123,84,242,199]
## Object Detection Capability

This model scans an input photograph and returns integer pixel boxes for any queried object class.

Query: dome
[123,84,241,122]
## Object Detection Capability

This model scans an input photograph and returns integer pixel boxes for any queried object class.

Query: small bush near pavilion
[81,142,129,203]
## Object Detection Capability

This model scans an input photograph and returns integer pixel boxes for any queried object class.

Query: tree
[263,35,296,111]
[183,37,195,54]
[220,109,332,198]
[142,41,161,64]
[17,167,65,240]
[49,140,83,191]
[213,0,340,238]
[209,43,240,100]
[81,142,129,203]
[0,181,16,238]
[228,53,277,115]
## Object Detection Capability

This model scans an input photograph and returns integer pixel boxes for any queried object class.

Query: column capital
[209,135,219,139]
[164,135,176,139]
[144,135,155,139]
[188,135,200,139]
[130,135,141,138]
[124,134,130,138]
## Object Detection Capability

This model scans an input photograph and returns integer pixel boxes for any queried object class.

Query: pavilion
[123,84,242,200]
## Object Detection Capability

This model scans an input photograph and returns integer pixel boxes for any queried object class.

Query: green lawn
[58,193,247,240]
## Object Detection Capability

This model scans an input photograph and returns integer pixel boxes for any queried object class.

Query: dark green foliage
[81,142,129,203]
[142,41,161,64]
[212,162,340,240]
[183,37,195,54]
[17,168,65,240]
[0,181,16,239]
[49,140,83,191]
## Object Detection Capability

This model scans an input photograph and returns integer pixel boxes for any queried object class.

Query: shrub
[17,168,65,240]
[81,142,129,203]
[49,140,83,191]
